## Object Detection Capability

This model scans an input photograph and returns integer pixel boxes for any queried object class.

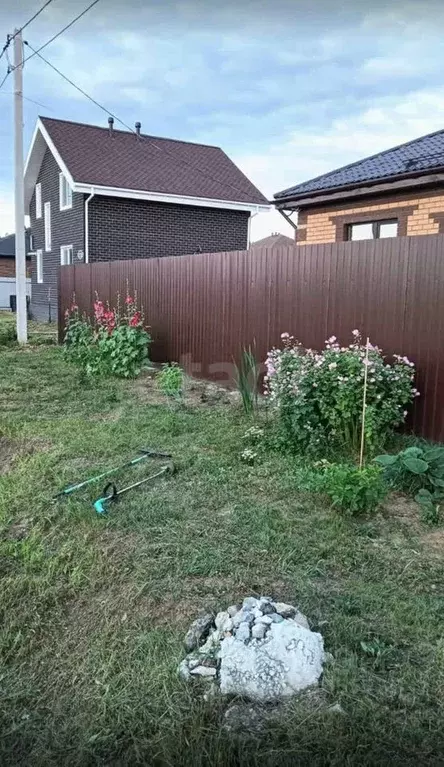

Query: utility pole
[13,28,27,344]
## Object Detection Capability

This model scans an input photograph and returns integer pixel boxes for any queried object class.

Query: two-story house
[274,128,444,245]
[24,116,269,321]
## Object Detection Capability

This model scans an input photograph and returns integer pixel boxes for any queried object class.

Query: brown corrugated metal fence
[59,234,444,441]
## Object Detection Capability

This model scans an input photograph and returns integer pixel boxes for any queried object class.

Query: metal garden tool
[53,448,172,500]
[93,460,175,514]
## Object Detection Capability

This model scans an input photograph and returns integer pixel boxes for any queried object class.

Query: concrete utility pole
[13,28,27,344]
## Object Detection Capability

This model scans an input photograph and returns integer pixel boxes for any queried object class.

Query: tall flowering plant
[264,331,419,456]
[64,290,151,378]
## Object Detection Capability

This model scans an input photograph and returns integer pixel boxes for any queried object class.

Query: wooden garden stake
[359,337,370,470]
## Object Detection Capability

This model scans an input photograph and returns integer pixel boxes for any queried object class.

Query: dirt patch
[421,529,444,554]
[382,493,421,528]
[0,435,51,475]
[130,370,240,409]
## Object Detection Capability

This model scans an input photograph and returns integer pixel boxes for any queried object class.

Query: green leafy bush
[64,293,150,378]
[157,363,183,397]
[375,445,444,524]
[320,463,387,515]
[265,331,418,457]
[0,322,17,347]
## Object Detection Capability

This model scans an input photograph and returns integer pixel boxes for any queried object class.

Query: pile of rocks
[178,596,325,701]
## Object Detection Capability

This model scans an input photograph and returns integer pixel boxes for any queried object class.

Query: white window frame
[35,183,42,219]
[44,202,51,252]
[36,249,43,283]
[60,245,73,266]
[59,172,73,211]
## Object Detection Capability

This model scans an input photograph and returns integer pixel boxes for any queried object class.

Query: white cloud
[237,87,444,239]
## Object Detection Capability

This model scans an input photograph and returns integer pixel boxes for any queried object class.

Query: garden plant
[64,292,151,378]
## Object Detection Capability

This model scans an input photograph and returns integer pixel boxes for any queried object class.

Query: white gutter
[74,182,270,214]
[247,207,260,247]
[84,187,95,263]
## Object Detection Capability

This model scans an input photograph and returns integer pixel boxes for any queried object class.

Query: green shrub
[375,445,444,524]
[0,323,17,347]
[233,345,259,416]
[157,363,183,397]
[321,463,387,515]
[63,293,150,379]
[265,331,418,457]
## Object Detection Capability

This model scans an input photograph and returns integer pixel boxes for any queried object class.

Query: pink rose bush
[64,290,151,378]
[264,331,418,456]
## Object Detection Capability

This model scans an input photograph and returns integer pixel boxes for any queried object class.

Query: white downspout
[248,207,260,247]
[84,187,95,263]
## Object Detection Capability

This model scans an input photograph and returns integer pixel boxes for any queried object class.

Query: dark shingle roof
[0,234,16,257]
[40,117,268,206]
[274,128,444,201]
[0,231,33,258]
[250,233,295,248]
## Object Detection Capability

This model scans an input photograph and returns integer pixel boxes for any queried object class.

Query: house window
[36,249,43,283]
[59,173,72,210]
[60,245,73,266]
[347,219,398,241]
[35,183,42,219]
[44,202,51,251]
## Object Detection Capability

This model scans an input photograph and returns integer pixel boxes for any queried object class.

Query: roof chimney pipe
[108,116,114,135]
[135,121,141,137]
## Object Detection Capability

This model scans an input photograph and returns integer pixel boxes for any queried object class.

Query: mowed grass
[0,318,443,766]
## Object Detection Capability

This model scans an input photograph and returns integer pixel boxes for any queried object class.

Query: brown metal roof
[40,117,268,205]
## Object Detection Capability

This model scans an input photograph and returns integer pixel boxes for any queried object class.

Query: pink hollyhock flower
[125,295,134,305]
[129,312,141,327]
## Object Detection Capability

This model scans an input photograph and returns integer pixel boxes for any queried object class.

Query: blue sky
[1,0,444,238]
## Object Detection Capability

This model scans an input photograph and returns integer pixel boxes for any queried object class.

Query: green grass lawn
[0,317,443,766]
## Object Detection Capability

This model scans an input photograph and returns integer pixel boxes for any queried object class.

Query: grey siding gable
[30,147,84,321]
[88,196,250,261]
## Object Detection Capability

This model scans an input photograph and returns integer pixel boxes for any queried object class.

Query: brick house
[24,116,269,321]
[0,232,32,277]
[273,129,444,245]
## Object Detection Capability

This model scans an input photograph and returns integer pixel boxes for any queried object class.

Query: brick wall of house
[0,259,32,277]
[29,148,85,321]
[0,259,16,277]
[88,196,250,261]
[296,188,444,244]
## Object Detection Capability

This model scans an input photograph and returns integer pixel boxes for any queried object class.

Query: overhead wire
[13,0,101,70]
[0,0,56,62]
[24,41,263,205]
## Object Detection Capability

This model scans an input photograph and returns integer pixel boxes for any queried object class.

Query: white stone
[215,611,230,631]
[235,622,251,643]
[256,615,273,625]
[253,608,263,619]
[219,620,324,701]
[243,597,259,610]
[251,623,267,640]
[178,659,191,680]
[272,602,297,619]
[293,611,310,630]
[222,618,234,633]
[227,605,239,618]
[190,665,217,677]
[198,630,221,654]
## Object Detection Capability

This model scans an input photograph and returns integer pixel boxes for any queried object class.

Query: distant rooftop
[250,233,295,248]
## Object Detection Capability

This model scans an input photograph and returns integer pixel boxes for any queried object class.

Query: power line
[24,42,134,131]
[14,0,101,70]
[0,0,56,62]
[0,70,10,90]
[13,0,56,40]
[24,41,263,205]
